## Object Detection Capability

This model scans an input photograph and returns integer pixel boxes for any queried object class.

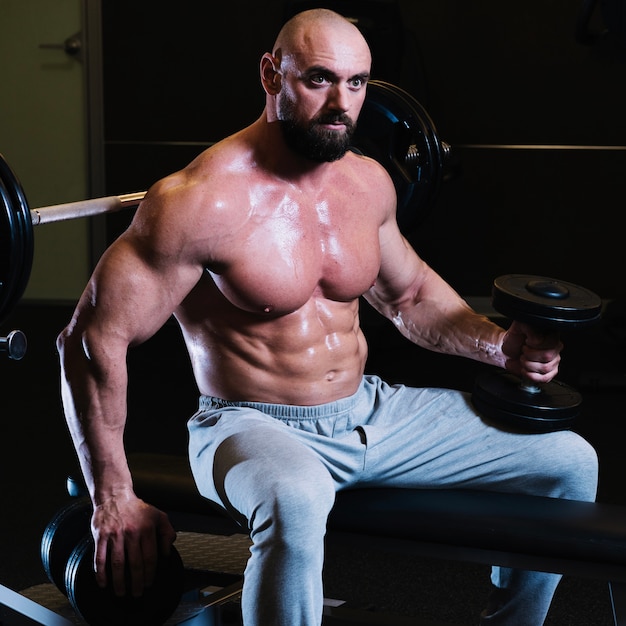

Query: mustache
[313,113,354,127]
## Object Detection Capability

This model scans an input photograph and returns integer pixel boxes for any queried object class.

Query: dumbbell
[472,274,602,433]
[41,498,184,626]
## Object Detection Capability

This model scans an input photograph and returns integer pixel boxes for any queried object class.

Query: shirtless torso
[172,132,390,405]
[79,124,395,409]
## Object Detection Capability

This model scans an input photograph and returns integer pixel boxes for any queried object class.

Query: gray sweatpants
[187,374,598,626]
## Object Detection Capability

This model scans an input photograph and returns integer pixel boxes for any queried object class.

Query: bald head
[272,9,371,72]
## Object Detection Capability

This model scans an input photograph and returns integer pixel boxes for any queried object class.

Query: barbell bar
[0,151,147,333]
[31,192,146,226]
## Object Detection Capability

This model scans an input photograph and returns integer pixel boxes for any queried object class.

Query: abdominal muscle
[176,282,369,406]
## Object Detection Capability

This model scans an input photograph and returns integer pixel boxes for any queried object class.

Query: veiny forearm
[390,300,506,367]
[58,327,134,505]
[366,272,508,369]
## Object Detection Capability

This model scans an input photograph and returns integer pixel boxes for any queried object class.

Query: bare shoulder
[343,150,397,219]
[127,136,253,263]
[142,137,247,219]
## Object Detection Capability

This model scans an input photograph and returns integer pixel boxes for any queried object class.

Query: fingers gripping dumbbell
[41,499,244,626]
[41,499,183,626]
[472,274,602,433]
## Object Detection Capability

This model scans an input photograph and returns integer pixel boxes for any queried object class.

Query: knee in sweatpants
[251,471,336,542]
[533,430,598,501]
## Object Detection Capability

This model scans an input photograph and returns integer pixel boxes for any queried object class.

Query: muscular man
[57,8,598,625]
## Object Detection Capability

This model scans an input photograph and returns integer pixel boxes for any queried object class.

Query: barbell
[0,80,450,344]
[0,150,145,331]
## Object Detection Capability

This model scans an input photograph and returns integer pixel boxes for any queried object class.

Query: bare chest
[207,198,382,315]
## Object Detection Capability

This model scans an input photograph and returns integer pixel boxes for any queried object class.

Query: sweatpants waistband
[197,376,370,420]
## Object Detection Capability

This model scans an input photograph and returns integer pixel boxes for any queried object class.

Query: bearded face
[277,90,356,162]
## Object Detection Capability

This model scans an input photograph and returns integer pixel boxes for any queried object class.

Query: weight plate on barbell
[0,175,19,323]
[0,153,34,326]
[492,274,602,329]
[351,80,447,234]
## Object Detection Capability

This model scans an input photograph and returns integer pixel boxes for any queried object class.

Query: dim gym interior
[1,1,626,625]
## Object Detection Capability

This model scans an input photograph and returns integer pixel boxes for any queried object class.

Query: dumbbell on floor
[472,274,602,433]
[41,498,185,626]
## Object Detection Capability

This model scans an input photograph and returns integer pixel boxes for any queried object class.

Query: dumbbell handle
[518,323,558,396]
[494,276,580,398]
[0,329,27,360]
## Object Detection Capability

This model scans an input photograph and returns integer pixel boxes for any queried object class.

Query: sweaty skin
[56,9,562,599]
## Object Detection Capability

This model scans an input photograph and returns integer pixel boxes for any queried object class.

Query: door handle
[39,32,82,60]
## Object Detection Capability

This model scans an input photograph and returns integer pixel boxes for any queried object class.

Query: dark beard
[278,97,356,162]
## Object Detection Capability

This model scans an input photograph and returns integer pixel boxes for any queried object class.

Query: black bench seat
[120,452,626,625]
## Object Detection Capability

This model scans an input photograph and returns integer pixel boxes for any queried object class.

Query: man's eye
[311,75,326,84]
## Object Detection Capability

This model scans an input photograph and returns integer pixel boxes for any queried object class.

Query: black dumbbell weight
[41,499,184,626]
[472,274,602,432]
[65,533,184,626]
[41,498,92,594]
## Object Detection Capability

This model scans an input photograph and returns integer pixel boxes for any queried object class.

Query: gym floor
[1,299,624,625]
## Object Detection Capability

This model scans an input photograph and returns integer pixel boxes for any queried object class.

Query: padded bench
[115,452,626,625]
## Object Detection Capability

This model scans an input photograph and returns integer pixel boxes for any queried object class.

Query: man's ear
[260,53,282,95]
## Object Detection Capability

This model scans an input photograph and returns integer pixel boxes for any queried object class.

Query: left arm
[364,210,561,383]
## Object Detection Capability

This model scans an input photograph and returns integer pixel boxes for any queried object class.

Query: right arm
[57,173,205,596]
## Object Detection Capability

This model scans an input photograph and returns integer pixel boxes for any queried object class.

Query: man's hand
[501,320,563,383]
[91,494,177,597]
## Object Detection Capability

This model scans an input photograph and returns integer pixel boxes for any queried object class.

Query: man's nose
[327,84,350,111]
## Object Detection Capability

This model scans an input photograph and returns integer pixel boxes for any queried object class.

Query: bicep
[75,233,201,352]
[367,215,427,309]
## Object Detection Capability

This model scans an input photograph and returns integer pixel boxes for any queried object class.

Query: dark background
[1,1,626,624]
[101,0,626,300]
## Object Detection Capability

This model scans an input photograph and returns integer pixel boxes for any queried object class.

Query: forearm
[366,272,507,368]
[57,322,178,596]
[391,299,506,366]
[58,328,133,505]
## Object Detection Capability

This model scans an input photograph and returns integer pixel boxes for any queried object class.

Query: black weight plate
[351,80,445,234]
[473,371,581,432]
[0,172,22,325]
[40,498,92,594]
[492,274,602,329]
[66,536,184,626]
[0,153,34,326]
